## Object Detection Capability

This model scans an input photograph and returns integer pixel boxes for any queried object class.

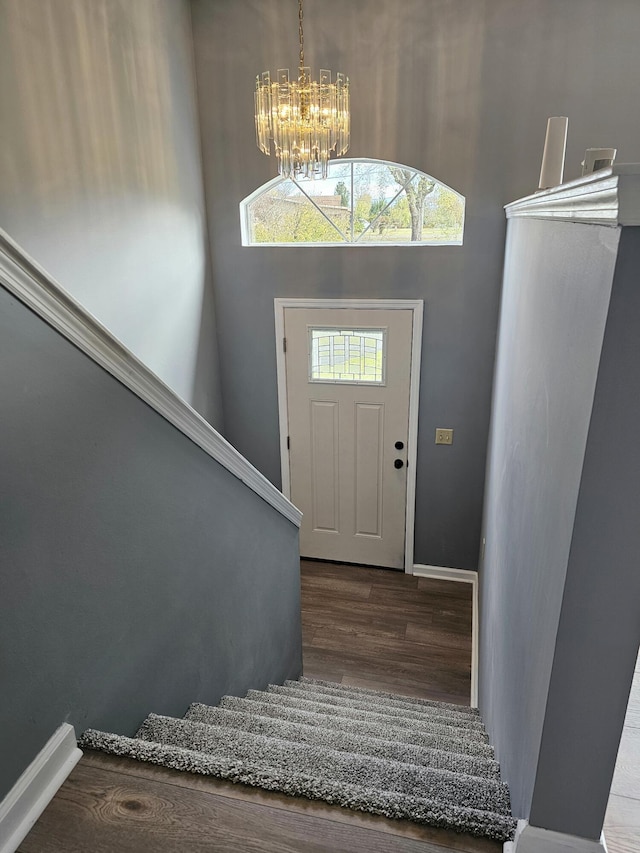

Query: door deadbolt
[394,440,404,450]
[394,458,404,469]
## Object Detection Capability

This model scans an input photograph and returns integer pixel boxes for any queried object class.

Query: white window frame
[240,158,465,247]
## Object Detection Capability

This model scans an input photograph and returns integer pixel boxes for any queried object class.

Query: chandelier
[255,0,350,180]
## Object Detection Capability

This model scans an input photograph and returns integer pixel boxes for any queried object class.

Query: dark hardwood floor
[19,560,488,852]
[301,559,473,705]
[19,751,500,853]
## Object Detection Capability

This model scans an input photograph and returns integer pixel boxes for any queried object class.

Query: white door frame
[275,298,423,574]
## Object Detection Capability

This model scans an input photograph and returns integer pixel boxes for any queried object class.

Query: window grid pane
[309,328,385,384]
[242,159,465,246]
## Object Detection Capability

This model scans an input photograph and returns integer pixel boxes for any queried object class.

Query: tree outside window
[241,160,464,246]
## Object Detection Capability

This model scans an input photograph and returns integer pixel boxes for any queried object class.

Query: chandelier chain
[298,0,304,78]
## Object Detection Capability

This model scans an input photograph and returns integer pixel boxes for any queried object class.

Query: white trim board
[505,163,640,226]
[0,229,301,528]
[0,724,81,853]
[413,565,479,708]
[505,820,608,853]
[275,298,423,574]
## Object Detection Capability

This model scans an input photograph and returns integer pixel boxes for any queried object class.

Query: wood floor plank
[405,621,472,651]
[367,572,422,590]
[605,665,640,853]
[79,752,501,852]
[302,604,438,634]
[303,616,409,641]
[602,828,640,853]
[303,646,470,703]
[604,829,640,853]
[606,793,640,828]
[610,727,640,799]
[605,802,640,853]
[19,762,469,853]
[620,680,640,729]
[300,575,373,600]
[303,641,471,681]
[301,561,418,589]
[301,597,436,625]
[309,628,471,670]
[432,611,473,635]
[301,601,412,627]
[367,583,468,607]
[416,578,474,601]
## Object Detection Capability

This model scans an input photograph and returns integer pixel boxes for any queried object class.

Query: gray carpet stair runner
[80,676,516,842]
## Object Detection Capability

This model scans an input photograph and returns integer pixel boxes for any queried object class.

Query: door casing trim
[275,298,423,574]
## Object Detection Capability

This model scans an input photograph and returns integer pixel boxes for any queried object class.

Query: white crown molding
[506,820,609,853]
[412,565,479,708]
[0,724,82,853]
[505,163,640,226]
[0,229,302,528]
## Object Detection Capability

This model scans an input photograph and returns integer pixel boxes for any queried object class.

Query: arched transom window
[240,159,465,246]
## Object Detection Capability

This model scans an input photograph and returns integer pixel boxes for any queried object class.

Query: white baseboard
[412,563,477,583]
[507,820,609,853]
[412,564,479,708]
[0,724,82,853]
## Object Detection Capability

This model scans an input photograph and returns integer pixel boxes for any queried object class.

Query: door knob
[394,440,404,450]
[394,458,404,469]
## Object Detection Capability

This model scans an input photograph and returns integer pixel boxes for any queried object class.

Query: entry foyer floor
[19,561,494,853]
[300,559,473,705]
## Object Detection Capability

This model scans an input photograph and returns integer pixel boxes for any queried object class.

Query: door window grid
[309,328,386,384]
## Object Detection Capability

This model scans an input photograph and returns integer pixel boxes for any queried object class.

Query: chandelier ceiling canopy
[255,0,350,180]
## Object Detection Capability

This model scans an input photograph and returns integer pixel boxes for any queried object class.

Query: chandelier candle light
[255,0,350,179]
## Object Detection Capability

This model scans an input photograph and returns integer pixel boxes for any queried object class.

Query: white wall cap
[505,164,640,226]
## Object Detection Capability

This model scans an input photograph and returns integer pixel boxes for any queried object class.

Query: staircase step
[180,704,499,779]
[242,689,488,743]
[208,696,495,759]
[79,674,515,842]
[297,676,480,715]
[286,679,479,722]
[132,714,510,812]
[255,685,488,737]
[80,726,515,841]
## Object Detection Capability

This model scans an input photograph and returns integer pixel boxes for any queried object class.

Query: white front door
[283,307,414,569]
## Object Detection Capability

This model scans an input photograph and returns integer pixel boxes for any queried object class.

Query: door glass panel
[309,327,386,384]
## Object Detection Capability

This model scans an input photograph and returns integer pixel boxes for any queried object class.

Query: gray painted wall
[529,227,640,838]
[479,217,619,820]
[0,283,302,801]
[191,0,640,569]
[0,0,223,426]
[480,217,640,838]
